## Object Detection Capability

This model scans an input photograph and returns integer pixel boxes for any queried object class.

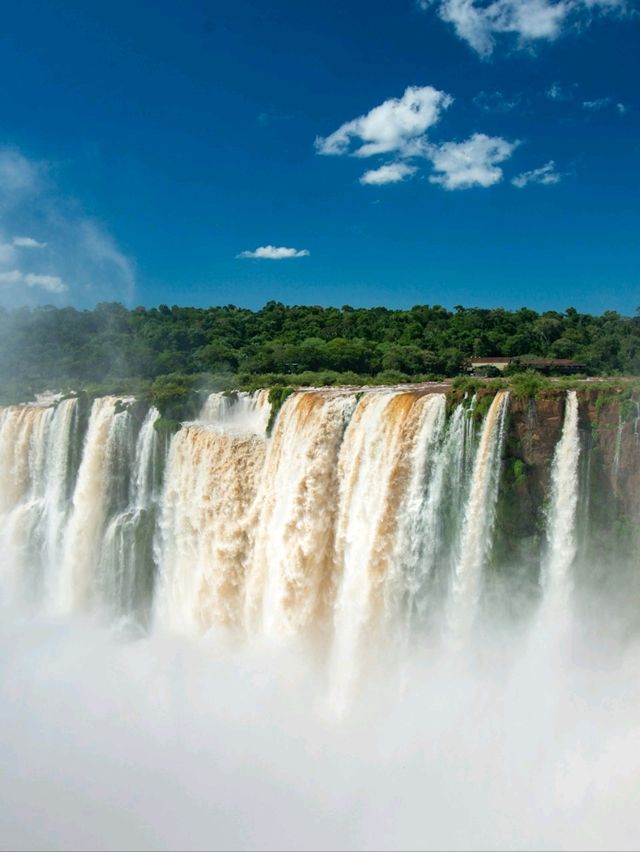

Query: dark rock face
[483,387,640,629]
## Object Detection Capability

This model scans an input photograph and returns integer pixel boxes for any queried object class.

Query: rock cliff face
[483,387,640,624]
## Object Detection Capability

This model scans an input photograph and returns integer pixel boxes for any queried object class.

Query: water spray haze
[1,386,640,849]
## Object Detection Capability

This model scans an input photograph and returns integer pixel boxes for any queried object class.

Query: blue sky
[0,0,638,313]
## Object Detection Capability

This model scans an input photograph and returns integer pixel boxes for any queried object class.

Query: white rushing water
[446,391,510,644]
[0,387,595,659]
[1,385,640,850]
[540,389,581,616]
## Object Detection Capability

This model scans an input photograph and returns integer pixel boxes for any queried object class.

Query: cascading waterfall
[98,406,163,619]
[404,399,469,628]
[155,423,266,635]
[0,382,632,710]
[0,399,79,597]
[199,389,271,435]
[327,390,447,711]
[57,398,134,611]
[245,390,358,640]
[446,391,510,644]
[540,390,581,615]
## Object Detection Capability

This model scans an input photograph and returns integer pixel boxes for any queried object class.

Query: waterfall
[404,399,467,628]
[1,381,628,712]
[0,400,79,598]
[327,390,446,712]
[57,398,134,610]
[199,389,271,435]
[154,424,267,635]
[245,390,358,640]
[97,407,163,619]
[540,390,581,612]
[446,391,510,644]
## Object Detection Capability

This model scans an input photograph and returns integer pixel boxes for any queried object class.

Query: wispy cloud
[237,245,310,260]
[546,81,579,101]
[428,133,518,190]
[583,97,628,113]
[315,86,453,158]
[419,0,627,58]
[359,163,418,185]
[0,146,135,307]
[512,160,562,188]
[12,236,47,249]
[473,90,522,113]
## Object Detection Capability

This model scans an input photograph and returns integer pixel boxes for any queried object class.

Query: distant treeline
[1,301,640,403]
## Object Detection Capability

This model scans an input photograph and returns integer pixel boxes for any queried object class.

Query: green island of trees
[1,301,640,411]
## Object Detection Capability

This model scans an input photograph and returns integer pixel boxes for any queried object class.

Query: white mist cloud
[1,606,640,850]
[359,162,418,185]
[237,245,310,259]
[315,86,453,159]
[512,160,562,187]
[420,0,627,57]
[428,133,518,189]
[0,146,135,307]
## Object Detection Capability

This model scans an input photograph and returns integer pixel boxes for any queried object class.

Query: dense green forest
[1,301,640,405]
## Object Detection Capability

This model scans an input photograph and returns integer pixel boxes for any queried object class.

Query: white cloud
[421,0,626,57]
[315,86,453,158]
[428,133,518,190]
[0,235,47,265]
[315,86,518,193]
[617,102,628,114]
[12,236,46,248]
[0,146,135,307]
[512,160,562,187]
[0,269,67,293]
[359,163,418,185]
[237,246,310,260]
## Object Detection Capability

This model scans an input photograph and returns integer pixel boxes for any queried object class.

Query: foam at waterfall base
[1,604,640,851]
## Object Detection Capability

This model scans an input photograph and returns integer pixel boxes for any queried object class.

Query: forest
[1,300,639,407]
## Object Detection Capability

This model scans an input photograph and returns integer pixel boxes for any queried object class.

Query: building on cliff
[469,357,586,377]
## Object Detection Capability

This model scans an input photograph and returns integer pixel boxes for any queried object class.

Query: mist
[1,600,640,851]
[2,386,640,850]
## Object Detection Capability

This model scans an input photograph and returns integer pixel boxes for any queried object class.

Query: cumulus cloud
[420,0,627,57]
[315,86,519,192]
[0,146,135,307]
[359,162,418,185]
[237,245,310,260]
[0,269,66,293]
[428,133,518,190]
[512,160,562,187]
[315,86,453,159]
